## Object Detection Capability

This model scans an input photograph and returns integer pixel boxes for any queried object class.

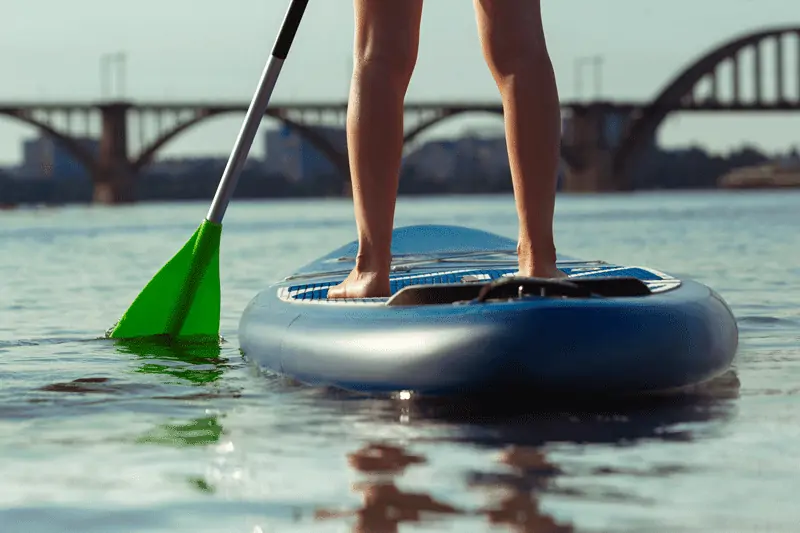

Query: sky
[0,0,798,165]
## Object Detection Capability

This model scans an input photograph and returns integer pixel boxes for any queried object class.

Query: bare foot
[517,264,568,279]
[327,269,391,299]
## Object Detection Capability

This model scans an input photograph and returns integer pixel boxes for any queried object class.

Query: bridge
[1,26,799,202]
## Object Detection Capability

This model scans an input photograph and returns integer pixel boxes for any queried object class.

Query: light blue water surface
[1,190,799,533]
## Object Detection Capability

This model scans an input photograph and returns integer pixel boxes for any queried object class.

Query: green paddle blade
[107,219,222,342]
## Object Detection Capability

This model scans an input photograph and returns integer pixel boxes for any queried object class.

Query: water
[1,190,798,533]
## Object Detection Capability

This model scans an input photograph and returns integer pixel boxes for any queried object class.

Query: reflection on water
[137,416,224,448]
[316,443,460,532]
[111,339,231,449]
[317,442,576,533]
[114,338,228,386]
[308,369,741,532]
[395,370,742,446]
[469,447,573,533]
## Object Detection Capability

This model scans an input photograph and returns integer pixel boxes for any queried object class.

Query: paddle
[107,0,310,342]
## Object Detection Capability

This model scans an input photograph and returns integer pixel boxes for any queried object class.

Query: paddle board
[238,225,738,396]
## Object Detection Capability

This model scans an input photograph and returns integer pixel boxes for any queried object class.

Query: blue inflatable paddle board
[238,225,738,397]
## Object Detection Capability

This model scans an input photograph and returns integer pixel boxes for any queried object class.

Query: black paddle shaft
[273,0,309,59]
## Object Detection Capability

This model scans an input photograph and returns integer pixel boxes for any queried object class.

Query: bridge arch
[403,107,580,170]
[0,110,98,175]
[613,26,800,183]
[132,108,350,179]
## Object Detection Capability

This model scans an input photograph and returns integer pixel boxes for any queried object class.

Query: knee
[478,2,550,79]
[482,33,550,79]
[353,40,418,87]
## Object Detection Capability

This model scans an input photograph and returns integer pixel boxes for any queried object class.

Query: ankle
[355,252,391,275]
[517,240,557,265]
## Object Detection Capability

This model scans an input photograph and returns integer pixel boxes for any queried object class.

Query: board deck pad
[279,263,682,304]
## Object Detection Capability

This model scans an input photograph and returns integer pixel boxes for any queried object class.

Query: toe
[326,284,347,299]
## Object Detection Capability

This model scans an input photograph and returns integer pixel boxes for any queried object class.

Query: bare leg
[474,0,565,278]
[327,0,424,299]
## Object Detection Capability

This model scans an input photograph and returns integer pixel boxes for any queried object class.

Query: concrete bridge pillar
[563,152,614,192]
[560,104,633,192]
[94,103,134,204]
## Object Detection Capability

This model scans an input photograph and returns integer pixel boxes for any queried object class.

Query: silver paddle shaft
[207,0,309,224]
[206,57,284,224]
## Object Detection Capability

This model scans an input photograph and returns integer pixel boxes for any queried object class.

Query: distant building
[263,124,347,182]
[403,139,459,180]
[719,156,800,189]
[146,156,228,177]
[403,135,510,182]
[20,135,99,180]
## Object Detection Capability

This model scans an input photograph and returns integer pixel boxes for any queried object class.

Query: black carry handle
[475,278,593,302]
[474,276,652,302]
[272,0,310,59]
